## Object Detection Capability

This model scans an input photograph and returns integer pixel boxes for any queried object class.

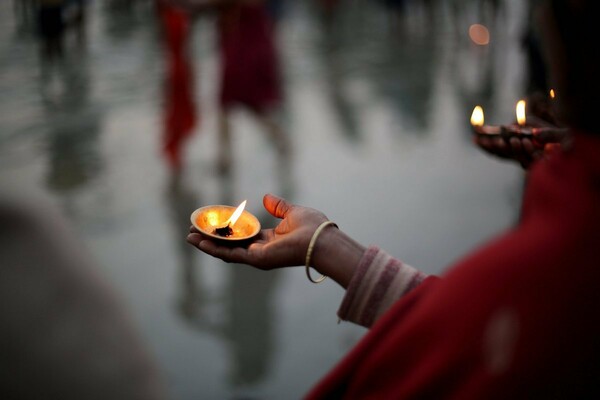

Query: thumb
[263,193,293,219]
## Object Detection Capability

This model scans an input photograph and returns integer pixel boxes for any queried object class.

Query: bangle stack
[305,220,338,284]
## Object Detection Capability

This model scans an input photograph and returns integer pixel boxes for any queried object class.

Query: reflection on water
[1,1,527,398]
[41,50,103,193]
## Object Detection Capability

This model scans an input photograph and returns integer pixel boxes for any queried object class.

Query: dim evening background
[1,0,528,398]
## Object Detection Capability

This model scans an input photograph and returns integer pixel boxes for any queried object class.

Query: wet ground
[1,1,527,398]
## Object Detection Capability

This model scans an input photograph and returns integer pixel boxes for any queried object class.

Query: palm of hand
[188,195,328,270]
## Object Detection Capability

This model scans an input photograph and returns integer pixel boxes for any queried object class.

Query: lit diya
[190,200,261,241]
[470,99,568,145]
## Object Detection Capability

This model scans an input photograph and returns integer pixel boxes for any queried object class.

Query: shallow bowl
[190,205,261,241]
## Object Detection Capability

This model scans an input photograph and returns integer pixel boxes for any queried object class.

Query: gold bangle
[305,220,338,284]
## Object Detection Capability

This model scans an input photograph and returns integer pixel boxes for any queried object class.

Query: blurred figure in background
[215,0,289,174]
[37,0,65,59]
[170,0,289,174]
[158,0,197,171]
[14,0,37,32]
[64,0,88,46]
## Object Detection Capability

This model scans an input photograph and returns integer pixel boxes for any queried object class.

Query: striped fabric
[337,246,427,328]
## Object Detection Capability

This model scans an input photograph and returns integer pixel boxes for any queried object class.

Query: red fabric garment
[159,3,196,170]
[218,3,281,113]
[307,133,600,399]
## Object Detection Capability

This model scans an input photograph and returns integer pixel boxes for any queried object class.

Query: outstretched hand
[473,92,565,169]
[473,135,545,169]
[473,134,565,169]
[187,194,329,270]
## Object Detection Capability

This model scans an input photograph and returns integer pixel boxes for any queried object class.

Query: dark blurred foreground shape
[0,193,166,400]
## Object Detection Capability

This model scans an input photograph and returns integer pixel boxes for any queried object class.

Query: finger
[521,138,536,155]
[475,135,492,151]
[493,137,508,153]
[197,240,254,265]
[522,138,545,162]
[510,137,534,169]
[509,137,522,155]
[187,232,202,246]
[189,225,200,234]
[509,137,526,167]
[509,137,525,160]
[263,193,294,219]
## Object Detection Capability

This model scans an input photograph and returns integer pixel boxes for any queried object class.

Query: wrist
[310,225,366,289]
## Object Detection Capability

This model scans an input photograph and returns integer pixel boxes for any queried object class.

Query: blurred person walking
[37,0,66,59]
[215,0,289,174]
[157,0,197,171]
[171,0,289,174]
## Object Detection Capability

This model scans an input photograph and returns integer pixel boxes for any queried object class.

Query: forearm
[311,226,429,328]
[338,246,429,327]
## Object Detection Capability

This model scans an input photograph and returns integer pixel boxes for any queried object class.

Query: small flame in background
[471,105,485,126]
[469,24,490,46]
[227,200,247,227]
[516,100,526,126]
[549,89,556,99]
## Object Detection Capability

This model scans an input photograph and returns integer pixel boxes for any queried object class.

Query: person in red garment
[216,0,288,173]
[188,0,600,398]
[168,0,288,173]
[158,1,197,171]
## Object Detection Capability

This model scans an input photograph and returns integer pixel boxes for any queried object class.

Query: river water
[1,1,527,398]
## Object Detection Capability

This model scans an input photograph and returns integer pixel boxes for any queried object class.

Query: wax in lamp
[191,200,261,241]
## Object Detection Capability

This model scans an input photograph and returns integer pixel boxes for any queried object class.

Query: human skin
[473,135,544,168]
[186,194,366,289]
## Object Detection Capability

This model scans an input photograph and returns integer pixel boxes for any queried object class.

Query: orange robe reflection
[159,3,197,170]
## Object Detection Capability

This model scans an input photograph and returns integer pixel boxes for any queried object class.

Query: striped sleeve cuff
[337,245,427,328]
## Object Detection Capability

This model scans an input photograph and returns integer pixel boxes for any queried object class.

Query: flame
[516,100,526,126]
[549,88,555,99]
[470,106,484,127]
[226,200,247,227]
